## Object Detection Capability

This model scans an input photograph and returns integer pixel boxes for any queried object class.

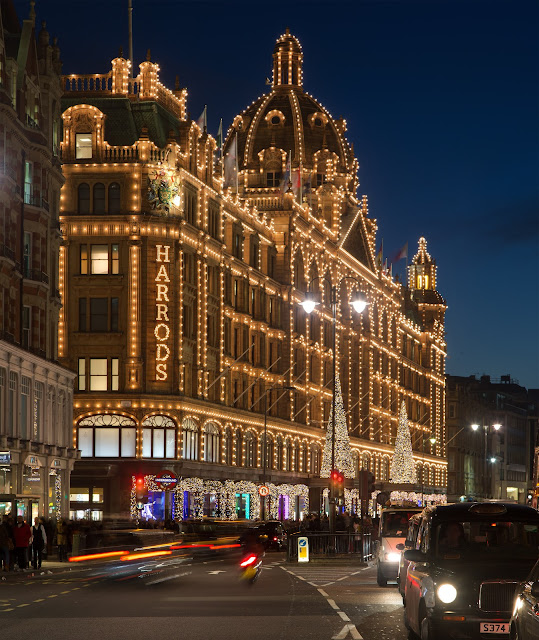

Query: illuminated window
[89,359,107,391]
[90,245,109,274]
[182,418,199,460]
[77,414,136,458]
[203,423,220,463]
[75,133,92,159]
[266,171,281,187]
[244,431,256,468]
[78,358,86,391]
[142,415,176,459]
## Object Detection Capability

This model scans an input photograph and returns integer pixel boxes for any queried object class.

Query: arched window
[275,436,283,470]
[77,413,136,458]
[309,443,321,474]
[108,182,121,214]
[203,422,220,463]
[142,415,176,459]
[78,183,90,214]
[223,427,232,465]
[182,418,199,461]
[244,431,256,468]
[284,438,292,471]
[261,433,273,470]
[294,442,300,472]
[235,428,242,465]
[381,457,389,482]
[93,183,105,214]
[301,443,308,472]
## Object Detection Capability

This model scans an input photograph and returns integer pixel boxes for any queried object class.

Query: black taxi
[403,502,539,640]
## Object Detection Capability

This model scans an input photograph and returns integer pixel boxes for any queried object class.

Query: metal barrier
[287,532,373,562]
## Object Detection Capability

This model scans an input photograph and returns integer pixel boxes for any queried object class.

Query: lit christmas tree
[320,373,355,478]
[390,401,417,483]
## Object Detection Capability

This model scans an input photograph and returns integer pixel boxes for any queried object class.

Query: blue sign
[0,452,10,466]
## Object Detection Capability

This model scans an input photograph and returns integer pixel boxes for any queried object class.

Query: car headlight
[437,583,457,604]
[385,552,401,563]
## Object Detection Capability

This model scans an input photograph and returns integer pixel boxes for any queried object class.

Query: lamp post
[261,384,296,521]
[300,276,368,534]
[471,423,502,499]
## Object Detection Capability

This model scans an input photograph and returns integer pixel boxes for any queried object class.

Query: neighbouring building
[0,1,76,522]
[59,31,448,523]
[446,374,533,504]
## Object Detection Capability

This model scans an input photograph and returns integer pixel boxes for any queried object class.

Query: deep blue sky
[17,0,539,389]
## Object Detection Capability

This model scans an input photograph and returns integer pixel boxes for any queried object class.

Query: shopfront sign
[154,471,178,490]
[0,452,10,466]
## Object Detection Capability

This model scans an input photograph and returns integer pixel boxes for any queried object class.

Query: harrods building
[59,31,448,522]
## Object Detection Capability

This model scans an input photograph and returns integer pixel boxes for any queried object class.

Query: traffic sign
[258,485,270,497]
[298,536,309,563]
[154,471,178,490]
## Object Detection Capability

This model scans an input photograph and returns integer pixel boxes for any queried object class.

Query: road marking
[61,590,71,594]
[145,570,192,586]
[47,594,58,598]
[332,623,363,639]
[17,604,30,608]
[34,599,45,602]
[0,609,14,612]
[317,588,329,597]
[207,570,226,575]
[338,611,351,621]
[327,598,340,610]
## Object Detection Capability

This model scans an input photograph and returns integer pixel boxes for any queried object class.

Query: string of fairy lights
[61,31,448,519]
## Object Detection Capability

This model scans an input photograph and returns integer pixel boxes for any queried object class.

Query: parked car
[511,558,539,640]
[403,502,539,640]
[397,512,422,600]
[377,505,422,586]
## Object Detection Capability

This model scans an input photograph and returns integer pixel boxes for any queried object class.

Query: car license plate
[479,622,510,634]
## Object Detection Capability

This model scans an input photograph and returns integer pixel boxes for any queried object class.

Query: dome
[224,30,357,193]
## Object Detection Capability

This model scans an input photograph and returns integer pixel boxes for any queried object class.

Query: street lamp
[261,384,296,521]
[300,276,368,534]
[471,423,502,499]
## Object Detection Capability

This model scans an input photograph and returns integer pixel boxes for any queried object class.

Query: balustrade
[63,74,112,92]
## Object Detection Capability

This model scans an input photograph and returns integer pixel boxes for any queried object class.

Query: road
[0,554,410,640]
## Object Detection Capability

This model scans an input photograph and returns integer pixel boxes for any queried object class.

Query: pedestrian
[31,517,47,569]
[0,516,12,571]
[13,515,32,571]
[56,518,67,561]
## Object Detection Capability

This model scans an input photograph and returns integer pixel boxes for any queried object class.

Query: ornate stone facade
[59,32,447,521]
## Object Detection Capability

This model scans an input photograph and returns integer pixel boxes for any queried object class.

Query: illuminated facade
[0,3,76,522]
[60,32,447,522]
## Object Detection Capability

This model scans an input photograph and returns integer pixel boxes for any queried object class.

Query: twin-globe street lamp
[471,422,502,499]
[300,276,368,535]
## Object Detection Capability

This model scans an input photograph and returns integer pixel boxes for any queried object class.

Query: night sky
[14,0,539,389]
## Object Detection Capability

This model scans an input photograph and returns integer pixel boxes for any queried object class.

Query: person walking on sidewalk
[31,517,47,570]
[13,516,32,571]
[56,519,68,562]
[0,517,12,571]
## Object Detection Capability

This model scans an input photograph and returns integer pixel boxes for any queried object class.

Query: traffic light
[135,476,146,503]
[331,469,345,504]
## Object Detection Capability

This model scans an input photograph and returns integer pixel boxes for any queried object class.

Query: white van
[377,506,422,586]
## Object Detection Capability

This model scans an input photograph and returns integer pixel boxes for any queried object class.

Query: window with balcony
[75,133,92,159]
[22,306,31,348]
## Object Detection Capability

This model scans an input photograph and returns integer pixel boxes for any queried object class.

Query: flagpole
[299,161,303,205]
[219,118,223,182]
[235,133,239,194]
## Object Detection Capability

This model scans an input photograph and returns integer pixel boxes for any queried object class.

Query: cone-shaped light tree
[320,373,355,478]
[390,401,417,483]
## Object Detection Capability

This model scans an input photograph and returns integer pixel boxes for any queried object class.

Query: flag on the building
[393,242,408,262]
[376,240,383,268]
[216,119,223,152]
[223,134,237,188]
[196,105,207,131]
[291,165,301,198]
[280,152,291,193]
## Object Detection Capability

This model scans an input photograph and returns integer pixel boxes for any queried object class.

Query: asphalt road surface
[0,555,410,640]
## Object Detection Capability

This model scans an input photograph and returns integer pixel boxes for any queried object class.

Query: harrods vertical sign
[153,244,172,382]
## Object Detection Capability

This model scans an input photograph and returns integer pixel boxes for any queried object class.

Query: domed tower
[222,30,374,265]
[408,237,447,336]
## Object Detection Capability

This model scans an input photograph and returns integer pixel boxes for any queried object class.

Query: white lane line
[327,598,340,610]
[336,575,351,581]
[317,588,329,597]
[332,624,362,639]
[338,611,351,622]
[145,570,192,586]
